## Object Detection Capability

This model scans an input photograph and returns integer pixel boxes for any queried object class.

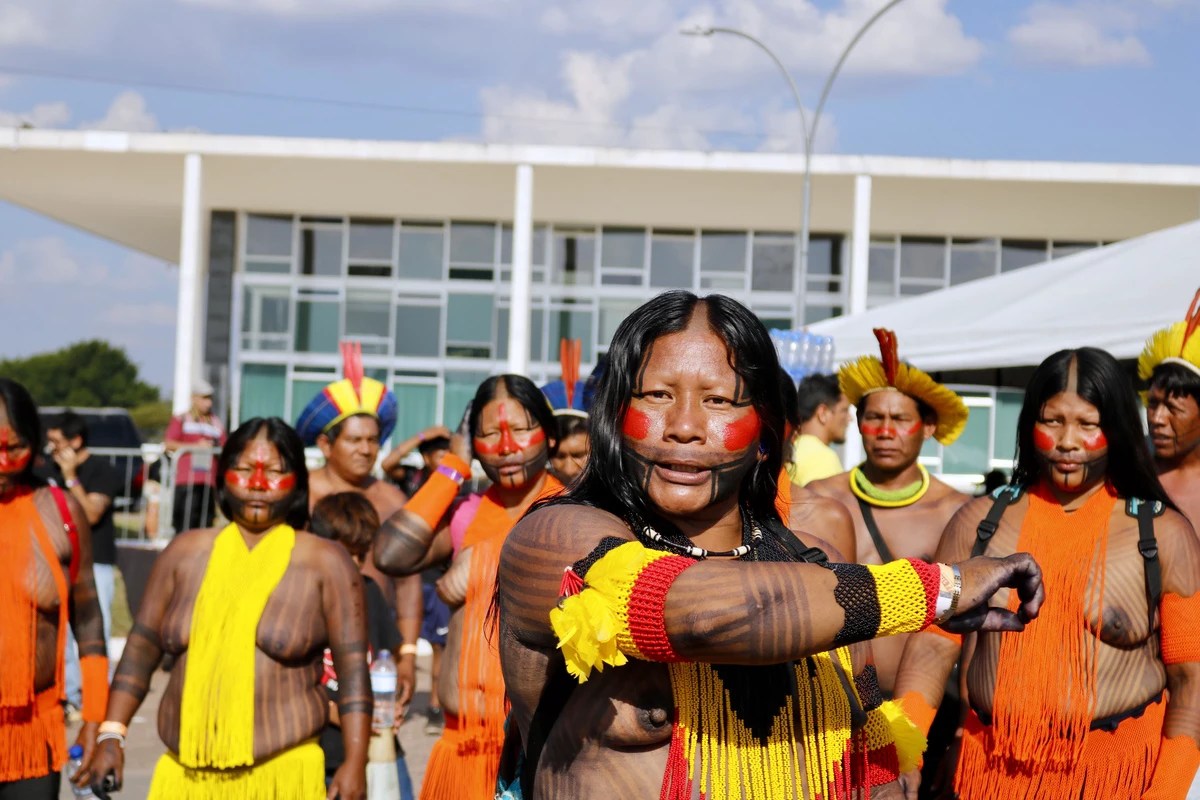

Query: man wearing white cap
[163,378,226,532]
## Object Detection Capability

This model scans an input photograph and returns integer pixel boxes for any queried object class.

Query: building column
[847,174,872,316]
[507,164,534,376]
[172,153,205,414]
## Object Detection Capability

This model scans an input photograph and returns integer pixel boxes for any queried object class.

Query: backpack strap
[48,484,81,585]
[971,484,1024,558]
[1126,497,1165,634]
[855,498,896,563]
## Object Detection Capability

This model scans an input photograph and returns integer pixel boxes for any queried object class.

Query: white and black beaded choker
[641,522,763,559]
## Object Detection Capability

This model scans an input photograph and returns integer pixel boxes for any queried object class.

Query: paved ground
[63,654,440,799]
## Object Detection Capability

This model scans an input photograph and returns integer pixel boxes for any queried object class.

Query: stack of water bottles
[771,329,836,382]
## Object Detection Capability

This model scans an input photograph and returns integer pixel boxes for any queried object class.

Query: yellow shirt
[785,434,844,487]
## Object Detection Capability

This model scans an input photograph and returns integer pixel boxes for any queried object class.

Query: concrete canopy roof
[3,126,1200,264]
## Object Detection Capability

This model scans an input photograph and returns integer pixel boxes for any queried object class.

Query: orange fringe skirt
[419,712,504,800]
[0,687,66,782]
[955,695,1164,799]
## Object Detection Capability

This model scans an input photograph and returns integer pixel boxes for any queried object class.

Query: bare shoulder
[789,495,855,562]
[505,502,634,562]
[1133,505,1200,597]
[927,476,971,512]
[805,472,850,500]
[500,503,636,647]
[156,526,221,570]
[294,530,357,569]
[366,478,408,517]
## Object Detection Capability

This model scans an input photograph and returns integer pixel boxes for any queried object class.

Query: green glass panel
[294,301,340,353]
[944,403,991,475]
[239,364,286,425]
[393,383,440,445]
[444,371,491,426]
[995,391,1023,464]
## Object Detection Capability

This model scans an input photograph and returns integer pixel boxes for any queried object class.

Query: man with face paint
[494,292,1046,800]
[1140,289,1200,530]
[85,418,371,800]
[894,347,1200,799]
[0,379,108,798]
[297,344,424,741]
[808,329,972,699]
[373,375,562,800]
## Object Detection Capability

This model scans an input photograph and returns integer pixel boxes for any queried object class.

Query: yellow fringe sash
[149,739,324,800]
[177,523,296,770]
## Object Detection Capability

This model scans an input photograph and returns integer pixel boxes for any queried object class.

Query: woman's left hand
[326,762,366,800]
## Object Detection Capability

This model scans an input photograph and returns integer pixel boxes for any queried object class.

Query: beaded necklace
[849,463,930,508]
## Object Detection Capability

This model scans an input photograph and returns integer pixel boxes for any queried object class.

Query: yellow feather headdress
[1137,288,1200,396]
[838,328,969,446]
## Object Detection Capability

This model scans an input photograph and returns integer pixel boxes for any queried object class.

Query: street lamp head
[680,25,714,37]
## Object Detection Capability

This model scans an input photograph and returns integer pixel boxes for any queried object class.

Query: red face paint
[860,419,922,438]
[224,443,296,492]
[722,409,761,451]
[622,407,652,441]
[1032,428,1056,452]
[1082,430,1108,451]
[474,401,546,456]
[0,427,31,473]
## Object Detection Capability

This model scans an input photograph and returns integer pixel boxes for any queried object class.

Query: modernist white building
[3,127,1199,481]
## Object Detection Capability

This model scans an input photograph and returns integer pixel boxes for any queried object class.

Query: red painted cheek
[267,473,296,491]
[722,409,762,451]
[524,428,546,447]
[1032,428,1056,452]
[474,437,501,455]
[0,449,30,472]
[622,408,652,441]
[1083,431,1107,452]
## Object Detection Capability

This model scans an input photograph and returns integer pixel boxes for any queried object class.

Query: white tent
[809,219,1200,371]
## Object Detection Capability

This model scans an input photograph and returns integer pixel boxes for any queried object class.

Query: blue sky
[1,0,1197,393]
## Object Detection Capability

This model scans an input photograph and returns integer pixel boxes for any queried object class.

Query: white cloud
[1009,3,1152,68]
[0,3,48,46]
[175,0,505,16]
[0,100,70,129]
[80,90,159,132]
[0,237,110,287]
[757,105,839,154]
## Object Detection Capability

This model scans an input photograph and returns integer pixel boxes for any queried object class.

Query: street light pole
[683,0,908,319]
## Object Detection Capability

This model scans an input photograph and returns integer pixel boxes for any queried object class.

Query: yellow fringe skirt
[148,739,325,800]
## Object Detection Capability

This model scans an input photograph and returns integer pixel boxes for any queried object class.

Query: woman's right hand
[79,737,124,796]
[942,552,1044,634]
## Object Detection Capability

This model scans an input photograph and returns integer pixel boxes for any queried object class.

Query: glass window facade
[867,234,1104,306]
[232,212,1097,445]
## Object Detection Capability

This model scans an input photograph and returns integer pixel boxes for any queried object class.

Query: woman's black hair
[547,291,787,542]
[216,417,310,529]
[0,377,45,488]
[468,374,559,456]
[1012,348,1173,507]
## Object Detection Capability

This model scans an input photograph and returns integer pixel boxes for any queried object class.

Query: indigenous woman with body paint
[373,375,562,800]
[495,290,1046,800]
[83,418,371,800]
[895,347,1200,799]
[0,379,108,799]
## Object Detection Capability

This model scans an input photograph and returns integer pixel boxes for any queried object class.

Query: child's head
[310,491,379,562]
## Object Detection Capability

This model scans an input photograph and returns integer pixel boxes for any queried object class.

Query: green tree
[0,340,161,408]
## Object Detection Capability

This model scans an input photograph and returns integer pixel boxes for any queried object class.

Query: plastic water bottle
[67,744,95,798]
[369,650,397,731]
